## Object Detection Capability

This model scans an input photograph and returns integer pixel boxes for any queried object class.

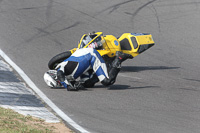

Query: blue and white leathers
[56,48,109,82]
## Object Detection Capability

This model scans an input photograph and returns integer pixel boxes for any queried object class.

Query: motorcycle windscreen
[119,33,154,57]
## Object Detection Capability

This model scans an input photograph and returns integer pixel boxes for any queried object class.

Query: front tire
[48,51,72,69]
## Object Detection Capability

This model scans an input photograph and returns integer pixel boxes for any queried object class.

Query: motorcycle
[48,32,155,70]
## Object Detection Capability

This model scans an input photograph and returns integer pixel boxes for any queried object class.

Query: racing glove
[61,80,77,91]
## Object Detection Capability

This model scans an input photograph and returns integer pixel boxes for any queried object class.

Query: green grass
[0,107,55,133]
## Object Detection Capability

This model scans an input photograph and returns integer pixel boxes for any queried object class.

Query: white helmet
[44,70,60,88]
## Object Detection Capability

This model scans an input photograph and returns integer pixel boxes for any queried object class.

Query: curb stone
[0,57,60,123]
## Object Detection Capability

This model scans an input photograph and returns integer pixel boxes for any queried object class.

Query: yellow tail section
[118,33,155,57]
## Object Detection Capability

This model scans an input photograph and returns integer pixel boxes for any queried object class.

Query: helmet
[44,70,60,88]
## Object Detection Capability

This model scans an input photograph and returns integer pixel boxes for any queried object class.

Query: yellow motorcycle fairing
[73,32,154,58]
[77,32,120,57]
[102,35,121,57]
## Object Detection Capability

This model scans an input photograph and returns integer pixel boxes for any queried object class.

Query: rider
[44,48,132,91]
[44,37,133,91]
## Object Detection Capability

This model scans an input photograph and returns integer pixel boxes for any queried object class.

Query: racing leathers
[56,48,132,90]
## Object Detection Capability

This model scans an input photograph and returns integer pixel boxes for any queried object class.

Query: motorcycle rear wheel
[48,51,72,69]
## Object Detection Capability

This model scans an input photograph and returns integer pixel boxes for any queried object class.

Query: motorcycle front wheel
[48,51,72,69]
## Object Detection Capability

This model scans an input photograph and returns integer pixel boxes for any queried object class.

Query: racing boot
[112,51,133,68]
[101,52,133,86]
[101,66,120,86]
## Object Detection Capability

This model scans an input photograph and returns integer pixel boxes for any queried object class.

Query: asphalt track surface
[1,0,200,132]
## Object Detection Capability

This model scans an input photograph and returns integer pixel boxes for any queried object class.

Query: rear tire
[48,51,72,69]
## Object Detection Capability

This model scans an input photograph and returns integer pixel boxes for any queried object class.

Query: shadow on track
[47,66,174,91]
[121,66,179,72]
[108,84,160,90]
